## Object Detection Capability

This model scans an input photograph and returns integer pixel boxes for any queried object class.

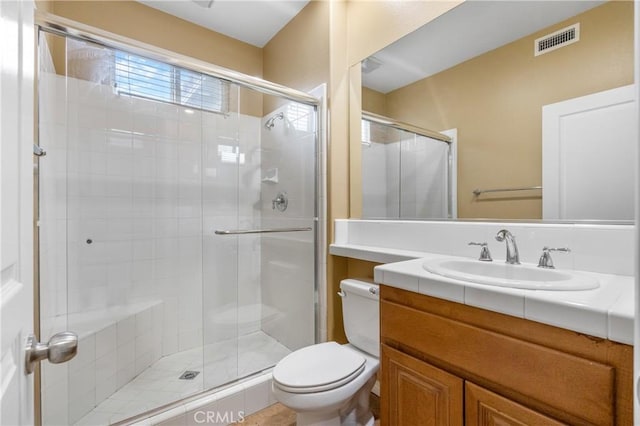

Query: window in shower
[286,102,313,132]
[114,50,228,113]
[38,30,318,426]
[62,39,228,113]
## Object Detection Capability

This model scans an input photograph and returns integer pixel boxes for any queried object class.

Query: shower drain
[179,371,200,380]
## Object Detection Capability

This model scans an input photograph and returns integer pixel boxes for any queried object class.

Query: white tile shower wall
[361,141,389,218]
[362,135,448,219]
[399,134,449,218]
[336,220,634,276]
[259,103,316,351]
[385,141,400,217]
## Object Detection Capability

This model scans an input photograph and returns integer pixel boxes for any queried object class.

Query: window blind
[65,38,229,113]
[114,51,229,114]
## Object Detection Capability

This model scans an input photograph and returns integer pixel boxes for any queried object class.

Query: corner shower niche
[37,32,317,425]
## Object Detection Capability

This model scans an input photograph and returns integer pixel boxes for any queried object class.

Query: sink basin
[422,258,599,290]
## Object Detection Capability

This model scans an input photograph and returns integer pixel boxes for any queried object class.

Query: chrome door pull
[25,331,78,374]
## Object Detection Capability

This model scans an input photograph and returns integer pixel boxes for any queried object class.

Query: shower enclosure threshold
[74,331,290,426]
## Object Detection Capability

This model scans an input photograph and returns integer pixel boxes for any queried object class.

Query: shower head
[264,112,285,130]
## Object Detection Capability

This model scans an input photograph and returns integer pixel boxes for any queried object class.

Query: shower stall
[361,112,456,219]
[36,17,321,426]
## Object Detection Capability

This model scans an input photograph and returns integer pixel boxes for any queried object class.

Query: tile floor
[74,332,290,425]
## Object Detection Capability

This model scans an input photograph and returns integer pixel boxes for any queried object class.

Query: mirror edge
[349,63,363,218]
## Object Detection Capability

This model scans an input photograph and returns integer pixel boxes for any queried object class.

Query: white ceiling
[137,0,310,47]
[362,0,605,94]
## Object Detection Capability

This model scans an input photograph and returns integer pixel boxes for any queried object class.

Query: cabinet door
[465,382,566,426]
[382,345,463,426]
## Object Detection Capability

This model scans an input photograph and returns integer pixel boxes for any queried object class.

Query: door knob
[25,331,78,375]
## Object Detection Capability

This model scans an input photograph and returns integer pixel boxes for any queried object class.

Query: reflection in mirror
[361,112,456,219]
[359,1,635,222]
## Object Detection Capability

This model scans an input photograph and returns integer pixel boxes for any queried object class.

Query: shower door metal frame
[34,11,324,425]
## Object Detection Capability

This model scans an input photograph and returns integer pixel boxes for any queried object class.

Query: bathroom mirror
[354,0,635,222]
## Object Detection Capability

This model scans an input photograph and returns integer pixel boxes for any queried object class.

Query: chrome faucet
[495,229,520,264]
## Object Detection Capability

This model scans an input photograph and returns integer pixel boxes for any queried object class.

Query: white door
[1,0,36,424]
[542,84,636,220]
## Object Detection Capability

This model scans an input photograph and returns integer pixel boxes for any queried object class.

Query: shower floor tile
[74,331,291,425]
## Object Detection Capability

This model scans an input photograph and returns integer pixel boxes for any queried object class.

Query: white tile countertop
[330,244,634,345]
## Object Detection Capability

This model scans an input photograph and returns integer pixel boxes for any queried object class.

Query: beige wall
[263,0,330,113]
[50,1,262,75]
[382,1,633,219]
[362,87,387,116]
[35,1,53,13]
[327,0,350,343]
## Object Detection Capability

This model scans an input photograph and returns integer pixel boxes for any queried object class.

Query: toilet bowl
[272,279,380,426]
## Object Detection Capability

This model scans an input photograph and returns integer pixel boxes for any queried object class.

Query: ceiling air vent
[362,56,383,74]
[534,23,580,56]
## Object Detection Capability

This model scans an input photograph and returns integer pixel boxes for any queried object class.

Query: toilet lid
[273,342,366,393]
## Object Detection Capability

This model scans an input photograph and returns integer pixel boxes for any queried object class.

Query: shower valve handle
[272,192,288,212]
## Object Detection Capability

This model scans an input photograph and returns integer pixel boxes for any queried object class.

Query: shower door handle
[214,227,312,235]
[25,331,78,374]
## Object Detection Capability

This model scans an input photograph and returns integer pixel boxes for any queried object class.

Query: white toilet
[272,279,380,426]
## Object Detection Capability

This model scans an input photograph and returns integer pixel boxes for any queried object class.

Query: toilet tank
[340,279,379,357]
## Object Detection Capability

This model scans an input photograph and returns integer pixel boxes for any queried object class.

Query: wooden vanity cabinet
[383,344,463,425]
[380,285,633,426]
[465,382,564,426]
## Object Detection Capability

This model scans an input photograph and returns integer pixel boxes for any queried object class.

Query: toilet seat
[273,342,366,394]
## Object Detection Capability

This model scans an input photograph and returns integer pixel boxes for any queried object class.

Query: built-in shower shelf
[262,167,279,183]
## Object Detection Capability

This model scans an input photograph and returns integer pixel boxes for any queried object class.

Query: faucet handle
[468,242,493,262]
[538,246,571,269]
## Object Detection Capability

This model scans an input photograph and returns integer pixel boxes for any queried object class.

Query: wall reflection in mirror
[359,0,635,222]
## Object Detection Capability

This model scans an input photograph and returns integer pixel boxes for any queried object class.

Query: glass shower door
[255,95,317,356]
[202,89,318,390]
[201,83,242,390]
[38,33,214,425]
